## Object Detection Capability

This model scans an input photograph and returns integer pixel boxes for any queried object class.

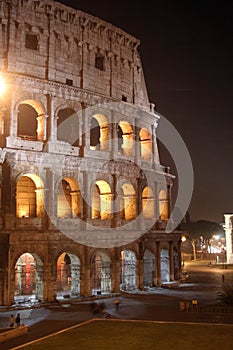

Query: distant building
[0,0,182,306]
[224,215,233,264]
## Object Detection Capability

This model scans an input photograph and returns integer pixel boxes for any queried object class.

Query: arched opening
[57,107,79,146]
[139,128,151,160]
[56,252,81,299]
[159,189,169,220]
[17,100,46,141]
[92,180,112,220]
[14,252,43,303]
[90,114,109,151]
[18,104,37,140]
[118,121,133,156]
[91,251,112,295]
[143,249,156,288]
[142,186,154,219]
[57,178,81,218]
[117,125,123,152]
[120,250,137,291]
[16,174,44,218]
[160,248,170,283]
[120,183,136,220]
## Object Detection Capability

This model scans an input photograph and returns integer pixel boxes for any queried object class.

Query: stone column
[44,168,56,230]
[134,121,140,164]
[2,158,15,229]
[111,248,120,293]
[138,259,144,290]
[37,114,48,141]
[156,241,161,285]
[111,121,118,158]
[0,233,10,305]
[151,124,160,166]
[80,247,92,297]
[82,171,91,221]
[169,240,174,281]
[47,94,56,142]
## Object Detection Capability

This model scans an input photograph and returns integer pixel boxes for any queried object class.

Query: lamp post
[181,236,186,267]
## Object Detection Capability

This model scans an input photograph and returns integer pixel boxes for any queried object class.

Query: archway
[159,189,169,220]
[91,251,112,295]
[57,107,79,146]
[90,114,109,151]
[92,180,112,220]
[120,250,137,290]
[118,121,133,156]
[143,249,156,287]
[56,252,81,299]
[14,252,43,303]
[142,186,154,219]
[160,248,170,283]
[16,174,44,218]
[57,178,81,218]
[120,183,136,220]
[139,128,151,160]
[17,100,46,141]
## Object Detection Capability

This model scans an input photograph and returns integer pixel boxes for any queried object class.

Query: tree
[182,219,223,260]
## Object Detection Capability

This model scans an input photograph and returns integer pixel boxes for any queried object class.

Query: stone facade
[0,0,182,306]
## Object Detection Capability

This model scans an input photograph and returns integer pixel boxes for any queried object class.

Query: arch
[14,252,43,303]
[118,121,133,156]
[56,252,81,299]
[120,249,137,291]
[159,189,169,220]
[16,174,44,218]
[57,107,79,146]
[160,248,170,283]
[139,128,151,160]
[92,180,112,220]
[142,186,154,219]
[90,114,109,151]
[17,99,46,141]
[57,177,81,218]
[143,249,156,287]
[120,183,136,220]
[91,251,112,295]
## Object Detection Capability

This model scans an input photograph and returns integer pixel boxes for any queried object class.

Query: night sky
[57,0,233,223]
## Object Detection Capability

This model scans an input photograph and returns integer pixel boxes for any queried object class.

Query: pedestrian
[114,298,120,311]
[9,314,15,328]
[222,274,225,283]
[15,313,21,327]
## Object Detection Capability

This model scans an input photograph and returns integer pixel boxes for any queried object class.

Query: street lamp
[181,236,186,267]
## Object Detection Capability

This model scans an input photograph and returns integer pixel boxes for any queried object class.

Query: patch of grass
[23,320,233,350]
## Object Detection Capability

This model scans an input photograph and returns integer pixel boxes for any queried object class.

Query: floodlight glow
[0,75,6,95]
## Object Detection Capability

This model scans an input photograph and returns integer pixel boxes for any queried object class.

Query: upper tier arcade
[0,0,149,107]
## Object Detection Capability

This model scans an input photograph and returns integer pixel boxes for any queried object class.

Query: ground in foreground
[17,319,233,350]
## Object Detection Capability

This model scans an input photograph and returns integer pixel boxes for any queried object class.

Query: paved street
[1,260,233,349]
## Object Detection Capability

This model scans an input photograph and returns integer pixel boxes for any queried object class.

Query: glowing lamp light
[0,75,6,95]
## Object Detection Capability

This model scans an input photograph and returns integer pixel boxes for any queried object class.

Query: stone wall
[0,0,149,106]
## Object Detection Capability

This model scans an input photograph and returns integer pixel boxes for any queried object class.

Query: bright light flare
[0,75,6,95]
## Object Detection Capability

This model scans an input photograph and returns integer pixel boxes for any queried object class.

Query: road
[0,260,233,349]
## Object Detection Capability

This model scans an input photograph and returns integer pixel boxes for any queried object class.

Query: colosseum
[0,0,183,306]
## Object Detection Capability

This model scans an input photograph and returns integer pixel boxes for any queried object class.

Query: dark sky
[57,0,233,223]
